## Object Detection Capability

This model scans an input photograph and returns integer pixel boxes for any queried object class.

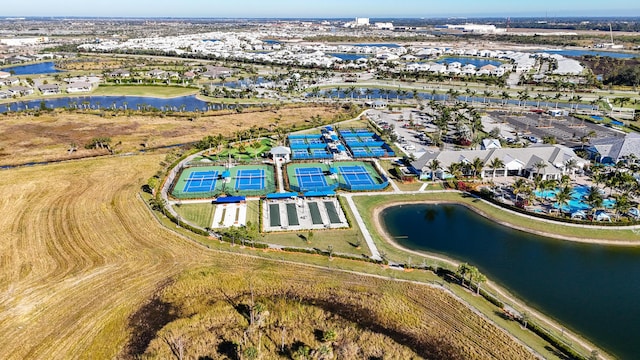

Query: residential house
[148,69,166,79]
[201,65,234,79]
[1,77,19,86]
[477,64,497,76]
[38,83,60,95]
[109,69,130,77]
[8,86,34,97]
[66,81,93,93]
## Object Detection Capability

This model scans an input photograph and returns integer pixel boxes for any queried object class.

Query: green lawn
[213,138,273,161]
[92,85,198,97]
[174,203,215,228]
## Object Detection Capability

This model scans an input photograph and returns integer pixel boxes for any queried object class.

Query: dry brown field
[0,153,539,359]
[0,105,340,166]
[0,154,212,359]
[0,104,544,359]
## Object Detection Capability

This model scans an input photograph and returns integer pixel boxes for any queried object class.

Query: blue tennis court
[183,170,219,193]
[339,165,375,187]
[295,167,328,189]
[235,169,265,191]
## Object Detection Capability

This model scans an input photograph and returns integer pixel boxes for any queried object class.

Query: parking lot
[367,109,439,156]
[488,111,622,146]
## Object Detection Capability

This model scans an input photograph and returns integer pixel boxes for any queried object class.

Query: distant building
[201,65,234,78]
[66,82,93,93]
[365,100,388,109]
[0,37,48,46]
[355,18,370,26]
[38,84,60,95]
[374,22,394,30]
[147,69,166,79]
[109,69,130,77]
[344,17,370,28]
[8,86,33,97]
[440,24,506,34]
[1,77,19,86]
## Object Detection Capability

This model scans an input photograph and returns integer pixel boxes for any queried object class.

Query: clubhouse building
[411,144,587,181]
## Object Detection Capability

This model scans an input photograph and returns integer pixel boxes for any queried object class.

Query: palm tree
[457,263,470,286]
[613,193,631,220]
[489,157,505,178]
[513,178,527,202]
[540,179,558,202]
[483,90,493,104]
[471,157,485,179]
[534,93,545,108]
[365,88,373,100]
[532,160,548,180]
[428,159,442,181]
[473,271,486,296]
[500,91,511,106]
[555,185,573,213]
[347,85,357,100]
[447,162,463,179]
[564,158,578,178]
[586,186,604,216]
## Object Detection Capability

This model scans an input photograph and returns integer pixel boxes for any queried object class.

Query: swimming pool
[534,185,615,212]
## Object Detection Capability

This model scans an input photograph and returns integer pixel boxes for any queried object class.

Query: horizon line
[2,15,640,20]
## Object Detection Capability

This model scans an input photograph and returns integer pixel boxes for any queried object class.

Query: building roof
[270,146,292,155]
[411,145,584,174]
[68,81,92,88]
[38,84,60,91]
[589,132,640,163]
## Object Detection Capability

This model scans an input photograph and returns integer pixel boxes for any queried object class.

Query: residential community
[1,9,640,360]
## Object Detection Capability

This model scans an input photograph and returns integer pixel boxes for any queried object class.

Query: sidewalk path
[344,194,382,261]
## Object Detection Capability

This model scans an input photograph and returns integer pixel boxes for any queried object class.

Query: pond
[0,95,252,113]
[328,53,371,61]
[436,56,503,68]
[381,203,640,359]
[2,61,62,75]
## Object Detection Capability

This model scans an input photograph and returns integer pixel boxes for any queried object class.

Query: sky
[2,0,639,18]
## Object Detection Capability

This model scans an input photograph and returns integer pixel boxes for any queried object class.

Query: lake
[0,95,250,113]
[436,56,503,67]
[380,203,640,359]
[329,53,371,61]
[2,61,61,75]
